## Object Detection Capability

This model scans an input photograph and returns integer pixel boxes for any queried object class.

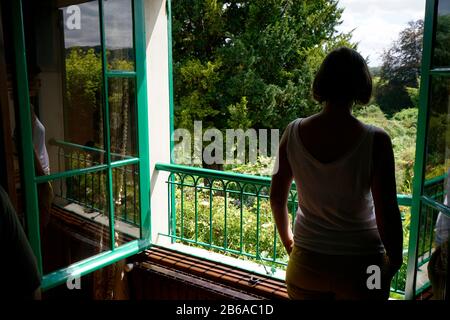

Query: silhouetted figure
[271,47,403,300]
[0,186,41,299]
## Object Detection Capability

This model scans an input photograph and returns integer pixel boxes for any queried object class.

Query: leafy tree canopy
[172,0,354,132]
[375,20,423,115]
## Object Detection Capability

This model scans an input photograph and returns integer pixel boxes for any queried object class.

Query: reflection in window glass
[34,1,106,174]
[419,204,449,300]
[104,0,135,71]
[433,0,450,67]
[112,164,140,247]
[108,77,137,161]
[424,77,450,208]
[40,171,110,274]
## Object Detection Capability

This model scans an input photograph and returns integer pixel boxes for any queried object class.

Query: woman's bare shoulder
[370,125,394,157]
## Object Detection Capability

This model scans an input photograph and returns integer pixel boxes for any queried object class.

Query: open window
[7,0,150,290]
[407,0,450,300]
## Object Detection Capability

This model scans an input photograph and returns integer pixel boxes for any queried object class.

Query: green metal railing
[155,163,414,295]
[53,140,140,227]
[418,176,445,267]
[414,174,448,294]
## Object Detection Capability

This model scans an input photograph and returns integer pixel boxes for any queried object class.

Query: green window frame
[406,0,450,300]
[10,0,151,290]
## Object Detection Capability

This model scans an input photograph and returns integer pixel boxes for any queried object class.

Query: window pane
[40,171,110,274]
[108,77,137,161]
[112,164,140,247]
[423,77,450,207]
[24,1,106,175]
[104,0,135,71]
[416,204,448,298]
[433,0,450,67]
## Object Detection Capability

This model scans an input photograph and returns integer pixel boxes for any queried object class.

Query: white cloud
[63,1,133,49]
[337,0,426,66]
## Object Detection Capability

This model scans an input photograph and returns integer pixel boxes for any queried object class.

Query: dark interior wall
[0,0,18,209]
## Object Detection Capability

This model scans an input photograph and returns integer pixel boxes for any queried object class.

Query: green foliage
[406,87,420,109]
[434,14,450,67]
[227,96,252,129]
[174,178,291,272]
[225,156,275,176]
[65,48,102,107]
[354,105,418,194]
[63,49,139,224]
[173,0,352,132]
[375,20,423,115]
[176,59,222,131]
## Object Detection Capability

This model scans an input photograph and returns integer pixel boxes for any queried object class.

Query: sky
[63,0,133,50]
[336,0,426,67]
[63,0,427,68]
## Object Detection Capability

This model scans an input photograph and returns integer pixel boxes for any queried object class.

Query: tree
[375,20,423,115]
[172,0,353,134]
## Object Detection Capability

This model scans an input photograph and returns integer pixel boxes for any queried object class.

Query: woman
[270,47,403,300]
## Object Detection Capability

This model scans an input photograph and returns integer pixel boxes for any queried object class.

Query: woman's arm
[371,129,403,273]
[270,136,294,255]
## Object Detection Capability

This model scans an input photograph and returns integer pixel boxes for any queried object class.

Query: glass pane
[108,77,137,161]
[423,76,450,207]
[22,1,106,175]
[416,204,448,299]
[433,0,450,67]
[40,171,110,274]
[104,0,135,71]
[112,164,140,247]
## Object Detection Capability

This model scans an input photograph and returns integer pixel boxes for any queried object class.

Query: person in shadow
[270,47,403,300]
[0,185,41,299]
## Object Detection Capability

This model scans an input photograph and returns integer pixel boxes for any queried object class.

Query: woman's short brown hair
[312,47,372,105]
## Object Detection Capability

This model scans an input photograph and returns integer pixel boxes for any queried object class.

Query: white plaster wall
[144,0,171,244]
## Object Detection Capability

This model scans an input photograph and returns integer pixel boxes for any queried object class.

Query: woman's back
[297,113,366,164]
[270,47,403,299]
[283,115,385,255]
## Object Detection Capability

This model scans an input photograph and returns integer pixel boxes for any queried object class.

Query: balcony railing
[415,174,447,295]
[47,139,445,298]
[53,140,140,227]
[155,163,415,296]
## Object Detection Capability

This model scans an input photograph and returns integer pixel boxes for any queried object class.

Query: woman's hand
[284,238,294,256]
[385,255,402,279]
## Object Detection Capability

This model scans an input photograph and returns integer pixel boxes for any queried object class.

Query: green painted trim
[11,0,42,275]
[415,281,431,296]
[35,164,108,184]
[167,0,174,156]
[156,163,273,185]
[52,139,107,154]
[106,71,136,78]
[111,158,140,168]
[397,194,413,207]
[405,0,436,301]
[157,163,409,200]
[424,173,447,186]
[98,0,116,250]
[167,0,177,242]
[429,68,450,76]
[421,196,450,216]
[41,239,151,290]
[157,162,412,202]
[134,0,151,241]
[52,139,136,160]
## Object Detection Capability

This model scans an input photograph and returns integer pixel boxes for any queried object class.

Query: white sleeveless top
[33,117,50,175]
[283,118,384,255]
